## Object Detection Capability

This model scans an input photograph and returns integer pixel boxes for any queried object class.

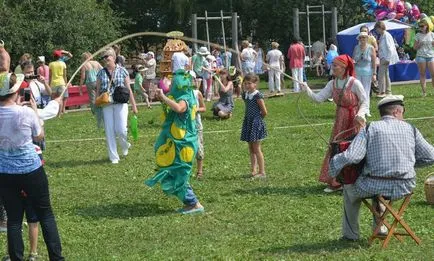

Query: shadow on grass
[47,158,109,168]
[259,239,366,255]
[233,185,338,197]
[411,200,433,207]
[76,202,174,219]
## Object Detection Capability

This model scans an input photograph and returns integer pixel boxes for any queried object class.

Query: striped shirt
[329,115,434,200]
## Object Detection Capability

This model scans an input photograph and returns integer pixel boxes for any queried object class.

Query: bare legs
[417,62,427,96]
[248,141,265,176]
[28,222,39,256]
[417,61,434,96]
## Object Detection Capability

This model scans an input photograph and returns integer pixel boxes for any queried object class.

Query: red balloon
[395,12,405,20]
[387,0,395,10]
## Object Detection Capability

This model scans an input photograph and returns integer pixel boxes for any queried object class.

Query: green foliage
[0,0,121,78]
[0,82,433,259]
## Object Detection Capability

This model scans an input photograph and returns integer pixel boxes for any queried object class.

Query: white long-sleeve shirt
[378,31,399,65]
[305,77,368,119]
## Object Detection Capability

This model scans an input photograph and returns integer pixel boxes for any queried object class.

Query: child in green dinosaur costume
[145,68,204,214]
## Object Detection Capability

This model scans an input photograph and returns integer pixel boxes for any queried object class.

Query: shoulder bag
[95,68,113,107]
[110,68,130,104]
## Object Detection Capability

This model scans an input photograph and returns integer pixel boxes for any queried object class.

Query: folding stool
[362,193,422,248]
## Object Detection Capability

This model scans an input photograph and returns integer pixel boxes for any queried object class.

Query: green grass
[1,81,434,260]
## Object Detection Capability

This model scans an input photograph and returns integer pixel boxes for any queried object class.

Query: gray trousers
[342,184,384,240]
[378,63,392,94]
[86,82,97,114]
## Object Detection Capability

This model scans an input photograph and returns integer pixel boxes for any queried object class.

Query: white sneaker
[122,143,131,156]
[366,113,372,117]
[323,187,343,193]
[378,225,388,236]
[111,160,119,164]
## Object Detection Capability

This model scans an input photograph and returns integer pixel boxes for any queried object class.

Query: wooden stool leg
[379,195,421,247]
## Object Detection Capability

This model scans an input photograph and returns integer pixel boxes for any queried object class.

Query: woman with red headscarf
[302,54,368,193]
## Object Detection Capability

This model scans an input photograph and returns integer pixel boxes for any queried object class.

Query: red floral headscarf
[333,54,355,77]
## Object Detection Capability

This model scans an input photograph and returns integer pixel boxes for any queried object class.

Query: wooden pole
[192,13,198,52]
[205,11,210,51]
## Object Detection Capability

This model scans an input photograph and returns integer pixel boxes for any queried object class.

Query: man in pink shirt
[287,37,305,92]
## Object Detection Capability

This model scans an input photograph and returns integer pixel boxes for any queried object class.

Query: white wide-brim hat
[357,32,369,40]
[0,73,24,96]
[197,46,210,56]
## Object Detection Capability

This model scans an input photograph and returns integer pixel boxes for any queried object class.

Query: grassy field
[1,80,433,260]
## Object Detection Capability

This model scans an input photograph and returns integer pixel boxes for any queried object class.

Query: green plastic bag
[130,115,138,141]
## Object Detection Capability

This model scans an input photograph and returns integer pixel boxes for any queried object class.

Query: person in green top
[133,64,151,108]
[145,69,204,214]
[79,52,103,115]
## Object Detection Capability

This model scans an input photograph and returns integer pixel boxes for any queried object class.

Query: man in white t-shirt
[22,61,52,108]
[266,42,284,93]
[171,46,190,72]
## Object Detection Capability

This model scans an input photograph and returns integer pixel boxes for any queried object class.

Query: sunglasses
[101,55,110,60]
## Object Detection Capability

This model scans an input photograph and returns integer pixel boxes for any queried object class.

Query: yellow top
[49,60,66,87]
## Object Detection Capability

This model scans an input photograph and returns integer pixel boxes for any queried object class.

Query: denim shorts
[415,56,434,63]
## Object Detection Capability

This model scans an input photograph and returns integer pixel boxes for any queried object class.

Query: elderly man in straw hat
[329,95,434,241]
[266,41,284,94]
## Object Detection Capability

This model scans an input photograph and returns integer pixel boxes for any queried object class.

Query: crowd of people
[1,23,434,258]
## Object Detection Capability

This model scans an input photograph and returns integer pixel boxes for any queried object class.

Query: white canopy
[337,19,411,36]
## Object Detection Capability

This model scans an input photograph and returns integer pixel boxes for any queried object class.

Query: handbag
[331,135,364,185]
[332,123,370,185]
[113,85,130,103]
[103,67,130,104]
[95,69,113,107]
[95,91,111,107]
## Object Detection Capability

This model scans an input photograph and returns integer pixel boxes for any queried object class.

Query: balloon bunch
[362,0,433,25]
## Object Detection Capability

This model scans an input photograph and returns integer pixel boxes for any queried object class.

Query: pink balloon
[387,12,397,19]
[376,10,388,20]
[411,5,420,20]
[396,1,405,13]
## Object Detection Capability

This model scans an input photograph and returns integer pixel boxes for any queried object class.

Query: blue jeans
[0,167,64,261]
[183,186,198,207]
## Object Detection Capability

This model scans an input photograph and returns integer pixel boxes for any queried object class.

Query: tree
[0,0,122,80]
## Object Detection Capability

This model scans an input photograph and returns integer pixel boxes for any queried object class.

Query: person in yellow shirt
[49,50,68,115]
